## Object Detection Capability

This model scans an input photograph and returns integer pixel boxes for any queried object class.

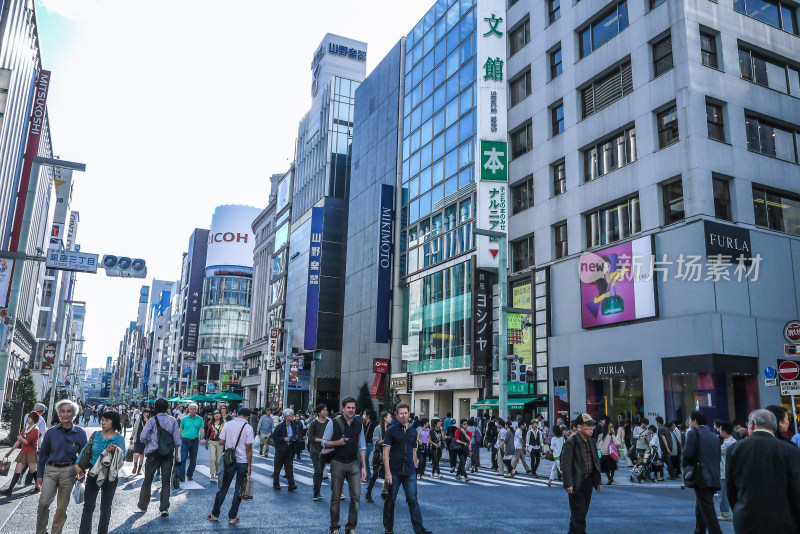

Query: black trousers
[491,446,498,469]
[273,449,295,487]
[694,487,722,534]
[79,475,118,534]
[138,454,173,513]
[530,450,541,474]
[662,446,677,477]
[567,476,594,534]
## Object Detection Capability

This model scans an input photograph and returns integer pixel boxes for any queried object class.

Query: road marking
[251,460,317,486]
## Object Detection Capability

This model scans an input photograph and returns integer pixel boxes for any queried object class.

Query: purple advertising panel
[304,207,324,349]
[579,236,657,328]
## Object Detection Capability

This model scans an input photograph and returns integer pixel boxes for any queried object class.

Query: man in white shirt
[718,423,736,522]
[511,421,531,475]
[207,407,254,525]
[496,421,508,476]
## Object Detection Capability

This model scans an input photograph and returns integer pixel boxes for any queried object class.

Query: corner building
[505,0,800,424]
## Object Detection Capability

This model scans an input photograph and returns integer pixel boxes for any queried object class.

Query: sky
[35,0,434,368]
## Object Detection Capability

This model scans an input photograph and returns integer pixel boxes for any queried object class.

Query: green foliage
[2,368,37,425]
[356,381,374,414]
[386,387,402,414]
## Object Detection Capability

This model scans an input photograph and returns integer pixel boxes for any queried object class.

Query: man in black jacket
[271,409,299,492]
[485,417,499,470]
[726,408,800,534]
[682,410,721,534]
[560,413,602,534]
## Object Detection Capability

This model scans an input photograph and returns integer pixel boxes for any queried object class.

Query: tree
[356,381,374,414]
[386,387,402,414]
[2,368,37,424]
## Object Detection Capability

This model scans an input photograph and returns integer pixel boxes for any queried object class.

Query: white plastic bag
[72,480,85,504]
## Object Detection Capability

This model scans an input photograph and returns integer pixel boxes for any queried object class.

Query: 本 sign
[46,250,99,273]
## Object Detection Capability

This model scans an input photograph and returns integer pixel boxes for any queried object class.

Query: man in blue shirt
[382,403,431,534]
[35,399,87,534]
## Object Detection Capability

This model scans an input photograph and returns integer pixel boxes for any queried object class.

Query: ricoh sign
[205,205,260,271]
[208,232,249,244]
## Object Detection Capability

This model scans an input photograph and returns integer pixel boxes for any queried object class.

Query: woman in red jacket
[2,412,41,496]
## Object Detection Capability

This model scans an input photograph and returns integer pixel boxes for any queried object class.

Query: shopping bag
[72,480,85,504]
[126,448,134,463]
[238,474,254,500]
[171,461,181,490]
[0,459,10,477]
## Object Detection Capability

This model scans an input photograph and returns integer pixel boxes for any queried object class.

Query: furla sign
[704,220,752,263]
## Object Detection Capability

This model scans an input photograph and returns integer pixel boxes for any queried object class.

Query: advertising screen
[205,205,260,270]
[579,236,656,328]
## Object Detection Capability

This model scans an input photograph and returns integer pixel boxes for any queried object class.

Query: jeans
[79,475,118,534]
[568,476,594,534]
[416,445,427,476]
[272,449,295,487]
[491,446,499,469]
[456,448,468,477]
[694,487,723,534]
[329,459,361,531]
[310,450,323,496]
[718,481,731,517]
[178,438,199,479]
[211,462,247,520]
[36,464,76,534]
[138,454,174,512]
[365,443,374,480]
[430,447,441,476]
[383,473,425,534]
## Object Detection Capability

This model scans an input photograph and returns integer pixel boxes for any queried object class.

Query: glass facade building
[401,0,479,373]
[198,275,253,368]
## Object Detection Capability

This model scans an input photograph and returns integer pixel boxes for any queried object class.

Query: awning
[471,397,546,410]
[370,373,387,399]
[209,391,246,402]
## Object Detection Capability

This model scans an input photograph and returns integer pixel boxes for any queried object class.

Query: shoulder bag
[222,422,246,468]
[320,417,346,464]
[77,431,98,472]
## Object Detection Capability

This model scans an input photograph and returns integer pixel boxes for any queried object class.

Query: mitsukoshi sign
[205,205,260,271]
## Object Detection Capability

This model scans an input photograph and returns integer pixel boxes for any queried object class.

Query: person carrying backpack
[467,418,482,473]
[135,397,181,518]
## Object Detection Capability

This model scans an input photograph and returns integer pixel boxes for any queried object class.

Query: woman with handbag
[204,410,225,483]
[428,419,443,479]
[365,411,392,502]
[77,410,126,534]
[546,423,565,486]
[416,418,430,479]
[129,409,150,476]
[1,412,41,496]
[453,419,472,482]
[598,423,617,484]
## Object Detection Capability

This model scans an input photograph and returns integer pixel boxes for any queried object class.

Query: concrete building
[175,228,209,395]
[504,0,800,423]
[284,34,367,410]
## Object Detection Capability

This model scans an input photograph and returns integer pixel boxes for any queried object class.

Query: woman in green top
[78,410,126,534]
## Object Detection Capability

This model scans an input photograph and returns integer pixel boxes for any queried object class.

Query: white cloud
[35,0,433,367]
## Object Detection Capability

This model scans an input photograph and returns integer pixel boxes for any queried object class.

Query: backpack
[153,415,175,458]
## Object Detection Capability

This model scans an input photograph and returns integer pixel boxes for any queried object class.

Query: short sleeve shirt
[180,415,204,440]
[219,418,254,464]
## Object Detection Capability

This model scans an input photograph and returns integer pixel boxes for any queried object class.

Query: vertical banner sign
[267,327,279,370]
[6,70,51,306]
[471,264,493,375]
[182,229,208,356]
[475,2,508,268]
[375,184,395,343]
[42,342,56,370]
[49,169,73,248]
[304,207,324,349]
[511,279,533,368]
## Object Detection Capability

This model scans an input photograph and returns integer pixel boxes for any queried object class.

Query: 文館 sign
[45,250,99,273]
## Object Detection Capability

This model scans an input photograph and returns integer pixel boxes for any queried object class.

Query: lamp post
[473,228,511,420]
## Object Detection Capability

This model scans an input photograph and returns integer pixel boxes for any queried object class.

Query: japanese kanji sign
[480,140,508,181]
[304,207,324,349]
[267,327,280,371]
[471,265,493,376]
[45,250,99,273]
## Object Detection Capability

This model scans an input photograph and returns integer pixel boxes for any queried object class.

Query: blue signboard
[304,207,324,350]
[287,368,311,391]
[375,184,395,343]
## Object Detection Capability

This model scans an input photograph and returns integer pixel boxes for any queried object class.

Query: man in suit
[682,410,721,534]
[271,409,299,492]
[560,413,602,534]
[726,409,800,533]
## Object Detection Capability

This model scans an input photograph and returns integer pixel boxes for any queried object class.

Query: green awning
[471,397,545,410]
[209,392,246,401]
[187,394,216,402]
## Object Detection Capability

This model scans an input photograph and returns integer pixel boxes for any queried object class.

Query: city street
[0,424,735,534]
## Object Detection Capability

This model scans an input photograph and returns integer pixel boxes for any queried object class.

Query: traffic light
[102,255,147,278]
[507,355,527,382]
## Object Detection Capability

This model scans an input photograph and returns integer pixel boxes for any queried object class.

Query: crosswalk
[154,452,554,492]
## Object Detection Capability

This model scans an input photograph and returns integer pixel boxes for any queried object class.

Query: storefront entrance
[585,360,644,423]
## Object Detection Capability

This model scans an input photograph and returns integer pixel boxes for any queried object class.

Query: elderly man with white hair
[271,408,299,491]
[177,402,204,482]
[35,399,87,534]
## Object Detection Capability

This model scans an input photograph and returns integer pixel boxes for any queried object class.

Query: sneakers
[288,485,298,492]
[135,507,147,513]
[187,476,193,481]
[340,492,346,500]
[718,516,733,522]
[229,518,240,524]
[455,475,462,481]
[161,511,169,517]
[313,494,322,501]
[273,485,281,490]
[206,514,219,522]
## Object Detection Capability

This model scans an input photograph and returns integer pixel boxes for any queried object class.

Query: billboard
[181,229,208,355]
[375,184,394,343]
[471,264,492,375]
[511,279,533,368]
[579,236,657,329]
[42,342,56,370]
[475,1,508,269]
[205,205,260,271]
[304,207,324,350]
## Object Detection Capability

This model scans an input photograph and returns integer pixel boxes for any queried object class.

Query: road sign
[765,366,777,379]
[207,383,215,392]
[65,380,70,386]
[784,320,800,343]
[778,360,800,380]
[765,378,778,387]
[785,344,800,357]
[46,250,99,273]
[780,379,800,396]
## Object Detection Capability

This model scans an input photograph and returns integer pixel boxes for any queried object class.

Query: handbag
[77,431,98,472]
[222,423,246,468]
[0,459,9,477]
[71,480,85,504]
[609,443,619,462]
[544,450,554,462]
[238,474,255,500]
[683,462,699,488]
[126,447,134,463]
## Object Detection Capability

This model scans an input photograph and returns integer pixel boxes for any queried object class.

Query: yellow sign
[512,281,533,367]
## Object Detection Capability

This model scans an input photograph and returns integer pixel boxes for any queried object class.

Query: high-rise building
[284,34,367,409]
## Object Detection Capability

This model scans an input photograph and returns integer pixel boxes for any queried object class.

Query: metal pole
[47,301,70,424]
[498,235,509,421]
[282,320,292,411]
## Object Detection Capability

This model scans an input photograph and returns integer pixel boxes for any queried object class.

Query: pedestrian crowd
[1,394,797,534]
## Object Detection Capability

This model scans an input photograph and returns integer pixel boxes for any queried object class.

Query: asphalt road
[0,423,736,533]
